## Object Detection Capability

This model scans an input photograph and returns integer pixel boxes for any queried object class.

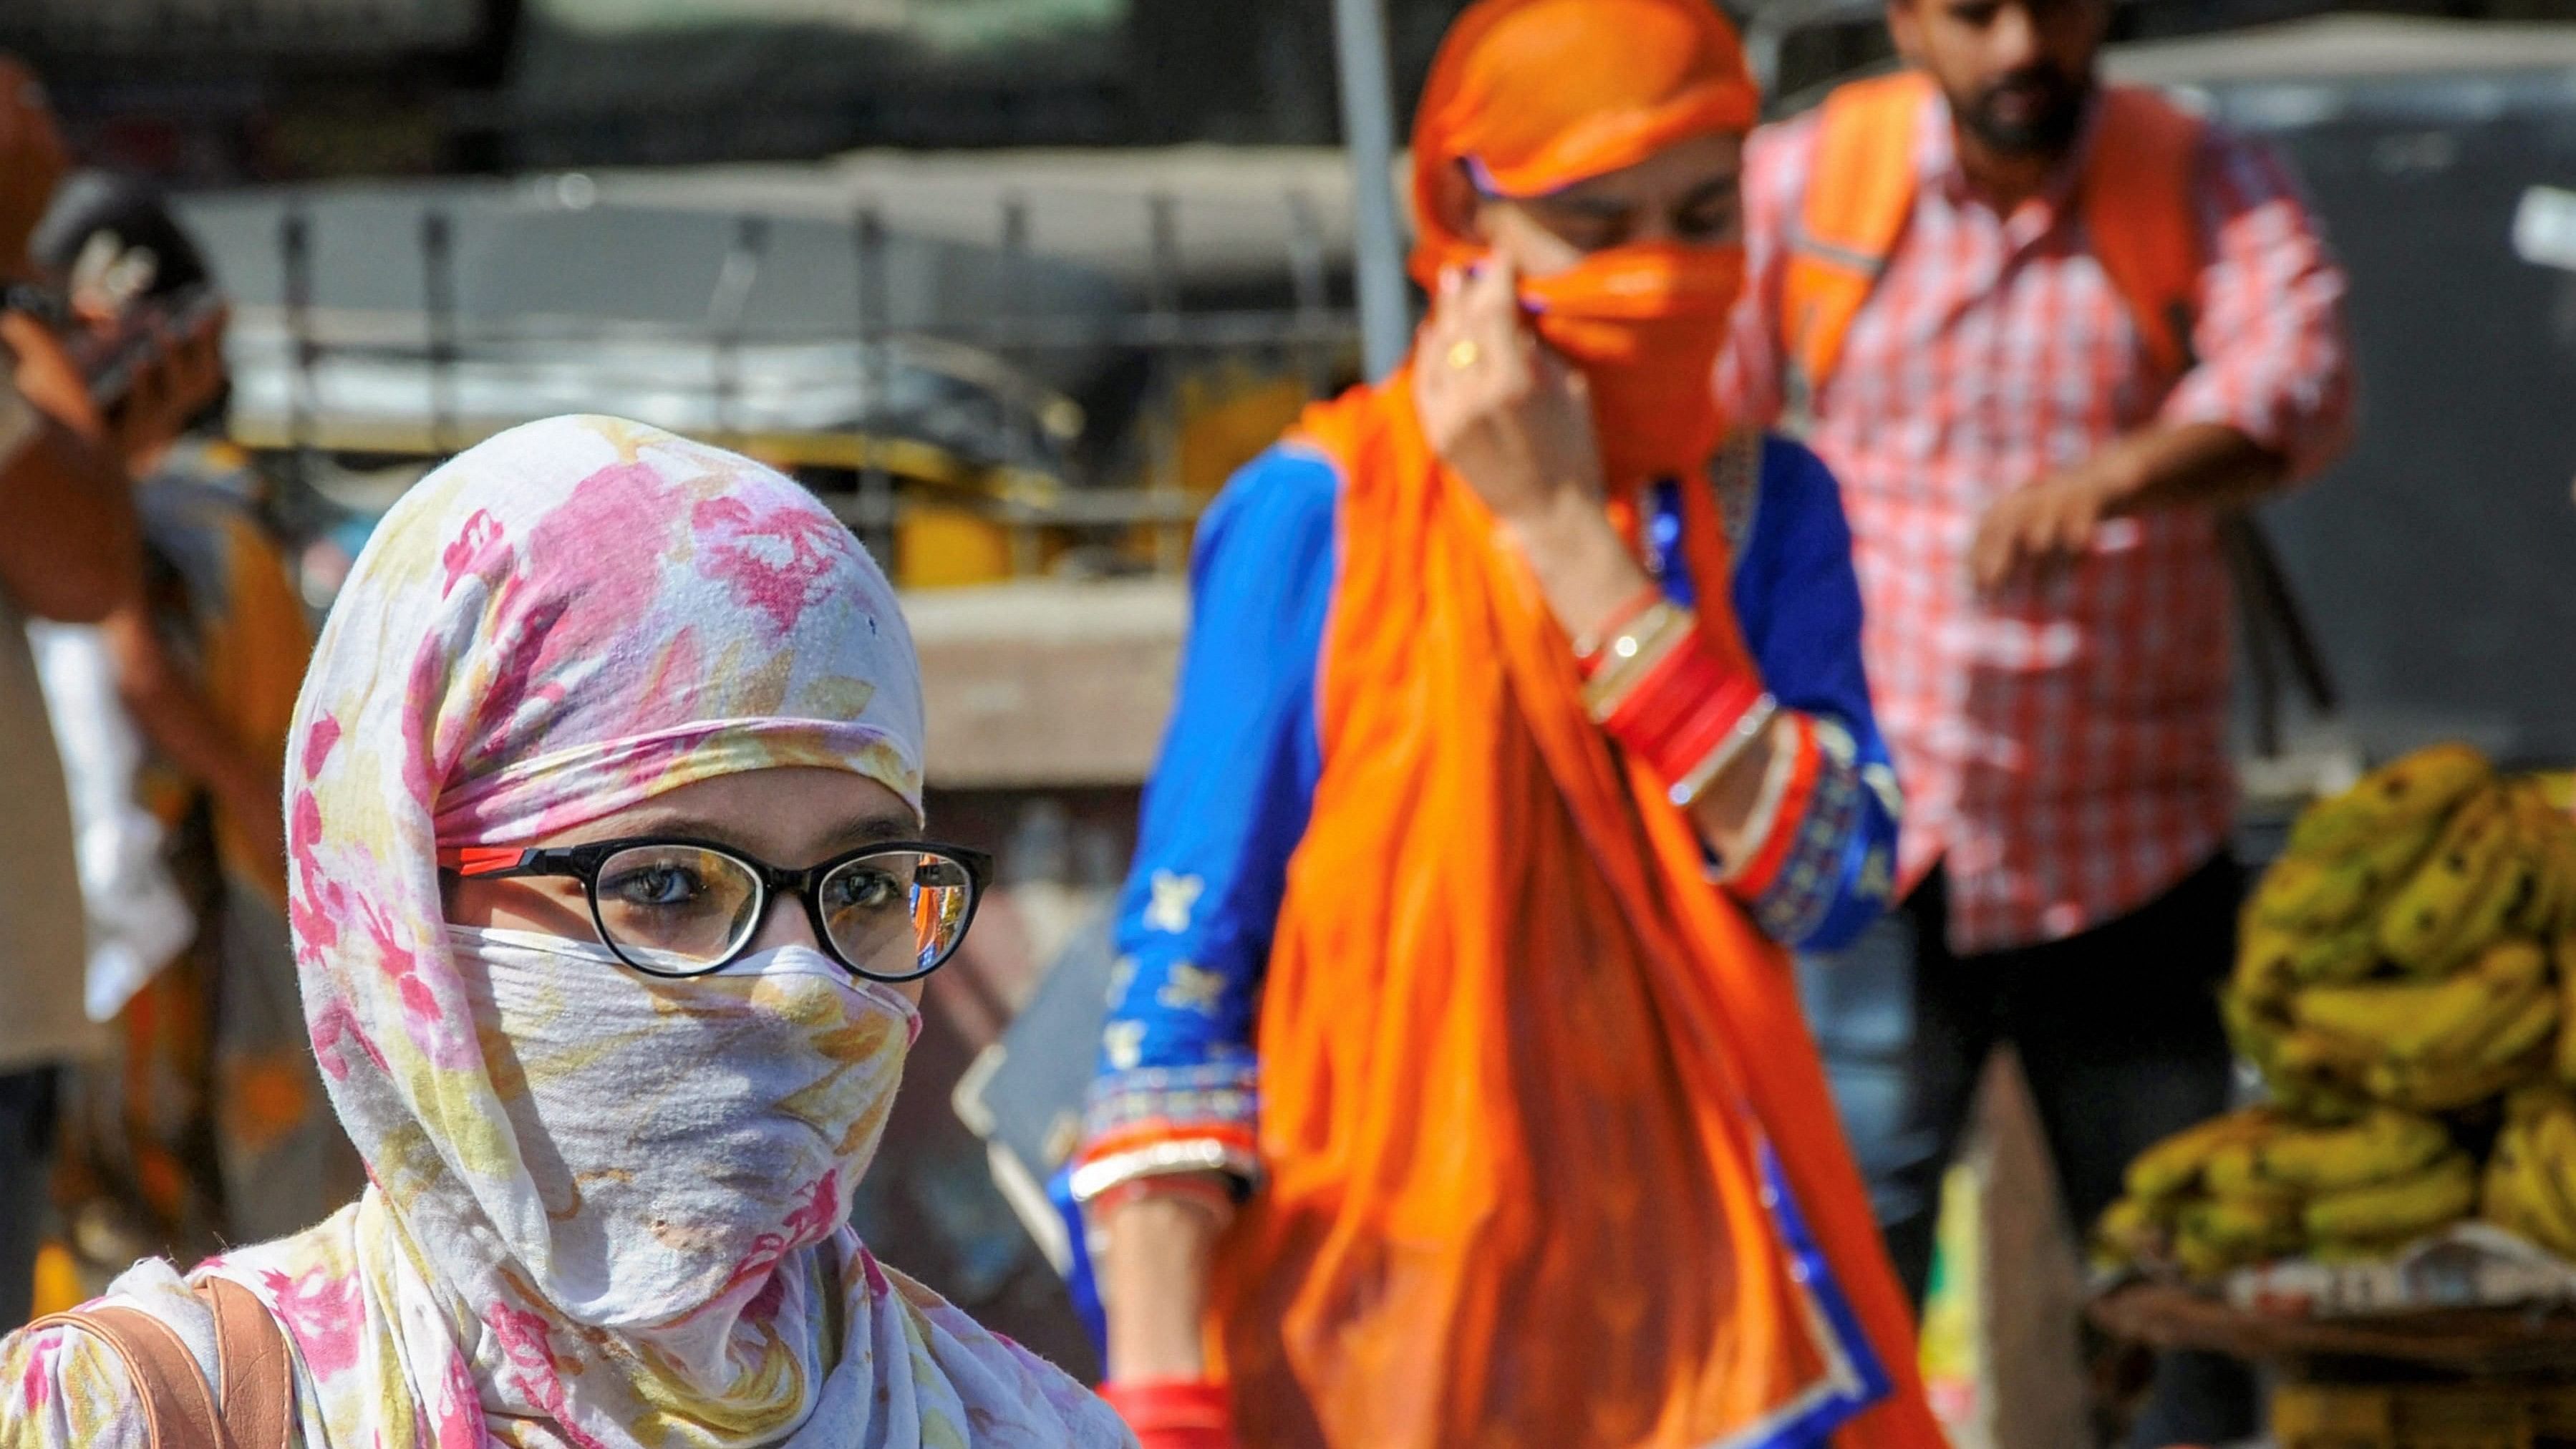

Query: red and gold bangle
[1665,692,1781,810]
[1572,583,1670,676]
[1579,602,1695,715]
[1585,605,1772,803]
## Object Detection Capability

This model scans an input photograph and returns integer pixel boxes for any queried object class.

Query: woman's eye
[1562,217,1628,251]
[1674,202,1740,243]
[605,864,703,908]
[825,868,904,915]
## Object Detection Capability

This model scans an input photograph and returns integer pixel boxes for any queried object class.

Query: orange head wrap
[1409,0,1760,488]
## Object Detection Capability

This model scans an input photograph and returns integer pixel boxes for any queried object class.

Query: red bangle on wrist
[1103,1378,1234,1448]
[1595,629,1766,793]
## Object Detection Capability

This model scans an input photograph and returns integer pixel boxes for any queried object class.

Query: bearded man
[1719,0,2355,1443]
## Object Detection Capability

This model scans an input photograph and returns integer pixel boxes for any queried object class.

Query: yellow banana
[2222,987,2294,1075]
[2252,853,2381,934]
[2465,987,2560,1072]
[2287,939,2547,1062]
[2269,1075,2368,1125]
[2093,1196,2172,1266]
[2245,1109,2450,1193]
[2171,1227,2242,1281]
[2123,1108,2280,1202]
[2273,1025,2373,1077]
[2182,1193,2303,1253]
[2240,921,2383,1001]
[2558,930,2576,1085]
[2482,1138,2535,1237]
[2303,1152,2477,1241]
[2510,787,2576,936]
[2289,743,2494,858]
[2254,813,2438,935]
[2494,1117,2576,1256]
[2233,922,2304,1004]
[2362,1052,2536,1113]
[2203,1142,2273,1199]
[2527,1108,2576,1253]
[2507,1082,2572,1127]
[2290,924,2385,986]
[2533,770,2576,815]
[2449,853,2539,974]
[2378,788,2518,974]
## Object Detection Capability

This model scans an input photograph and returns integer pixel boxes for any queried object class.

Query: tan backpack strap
[199,1278,294,1449]
[26,1306,224,1449]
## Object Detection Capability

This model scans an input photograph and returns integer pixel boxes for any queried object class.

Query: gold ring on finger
[1446,339,1481,371]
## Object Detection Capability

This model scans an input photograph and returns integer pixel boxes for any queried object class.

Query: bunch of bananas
[2227,745,2576,1117]
[2097,1107,2474,1278]
[2096,745,2576,1281]
[2481,1085,2576,1258]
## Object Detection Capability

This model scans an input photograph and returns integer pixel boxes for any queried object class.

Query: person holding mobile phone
[27,176,364,1269]
[0,52,143,1336]
[0,57,241,1333]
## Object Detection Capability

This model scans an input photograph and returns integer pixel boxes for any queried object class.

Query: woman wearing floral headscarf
[0,414,1130,1447]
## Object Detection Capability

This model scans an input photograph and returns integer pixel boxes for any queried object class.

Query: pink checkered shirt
[1719,88,2354,952]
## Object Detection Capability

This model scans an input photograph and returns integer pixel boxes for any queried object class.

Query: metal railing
[221,177,1366,575]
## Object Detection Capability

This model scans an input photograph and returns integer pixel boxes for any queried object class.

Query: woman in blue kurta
[1082,433,1903,1201]
[1073,3,1936,1443]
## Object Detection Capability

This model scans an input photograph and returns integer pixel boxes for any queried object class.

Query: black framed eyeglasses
[437,835,993,983]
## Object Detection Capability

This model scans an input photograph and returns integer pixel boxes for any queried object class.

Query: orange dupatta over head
[1410,0,1760,490]
[1199,2,1942,1444]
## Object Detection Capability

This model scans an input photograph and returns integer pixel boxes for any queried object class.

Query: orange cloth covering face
[1207,366,1942,1445]
[1410,0,1760,488]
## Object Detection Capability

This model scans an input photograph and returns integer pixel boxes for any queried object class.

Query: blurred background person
[1070,2,1936,1445]
[1719,0,2354,1441]
[0,52,208,1334]
[25,172,353,1292]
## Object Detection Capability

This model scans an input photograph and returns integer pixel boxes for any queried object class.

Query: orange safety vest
[1780,68,2208,402]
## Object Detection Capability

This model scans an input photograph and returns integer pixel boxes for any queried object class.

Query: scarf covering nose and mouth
[47,415,1124,1448]
[1409,0,1759,489]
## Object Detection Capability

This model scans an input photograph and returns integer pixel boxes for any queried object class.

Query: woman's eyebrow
[599,808,727,840]
[830,813,919,850]
[571,808,919,858]
[1676,175,1740,208]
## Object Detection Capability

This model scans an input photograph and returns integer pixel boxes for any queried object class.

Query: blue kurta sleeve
[1070,444,1338,1201]
[1725,436,1902,953]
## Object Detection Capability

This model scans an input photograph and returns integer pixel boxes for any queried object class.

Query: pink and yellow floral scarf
[1,415,1128,1449]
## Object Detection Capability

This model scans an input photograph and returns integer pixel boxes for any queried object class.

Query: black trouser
[1796,854,2257,1447]
[0,1066,57,1334]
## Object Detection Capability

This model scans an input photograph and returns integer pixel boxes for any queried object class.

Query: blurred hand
[1970,455,2130,591]
[110,306,228,474]
[1411,257,1603,524]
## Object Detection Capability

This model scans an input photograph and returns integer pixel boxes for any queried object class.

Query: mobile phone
[81,284,223,411]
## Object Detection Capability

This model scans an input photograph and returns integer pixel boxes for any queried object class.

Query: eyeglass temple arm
[437,845,539,878]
